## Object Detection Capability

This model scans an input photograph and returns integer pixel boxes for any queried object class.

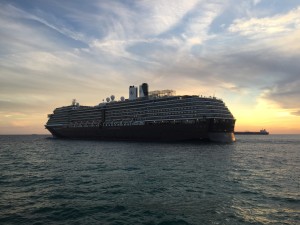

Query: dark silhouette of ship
[234,129,269,135]
[45,83,236,142]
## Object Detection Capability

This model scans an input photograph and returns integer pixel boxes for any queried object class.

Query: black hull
[46,123,235,143]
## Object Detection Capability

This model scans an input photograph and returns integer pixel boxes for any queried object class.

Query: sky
[0,0,300,134]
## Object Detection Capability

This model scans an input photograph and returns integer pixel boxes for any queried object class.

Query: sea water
[0,135,299,225]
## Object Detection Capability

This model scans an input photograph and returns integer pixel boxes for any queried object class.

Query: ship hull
[46,123,235,143]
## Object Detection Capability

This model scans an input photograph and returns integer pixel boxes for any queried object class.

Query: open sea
[0,135,299,225]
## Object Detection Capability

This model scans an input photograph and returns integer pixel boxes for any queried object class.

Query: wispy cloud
[229,7,300,38]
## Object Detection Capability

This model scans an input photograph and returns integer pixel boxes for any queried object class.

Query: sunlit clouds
[229,7,300,36]
[0,0,300,134]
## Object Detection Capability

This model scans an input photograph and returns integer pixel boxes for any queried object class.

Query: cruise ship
[45,83,236,142]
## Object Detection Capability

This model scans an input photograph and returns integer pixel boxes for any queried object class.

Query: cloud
[0,100,41,113]
[229,7,300,38]
[177,1,225,49]
[263,78,300,115]
[291,111,300,116]
[253,0,262,5]
[210,6,300,115]
[0,4,87,59]
[134,0,199,36]
[87,0,208,62]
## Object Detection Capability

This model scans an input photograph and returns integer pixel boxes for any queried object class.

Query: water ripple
[0,135,299,224]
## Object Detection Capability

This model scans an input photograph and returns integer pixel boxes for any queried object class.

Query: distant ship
[45,83,236,142]
[235,129,269,135]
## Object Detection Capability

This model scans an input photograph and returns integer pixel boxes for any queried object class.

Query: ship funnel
[129,86,138,100]
[139,83,149,98]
